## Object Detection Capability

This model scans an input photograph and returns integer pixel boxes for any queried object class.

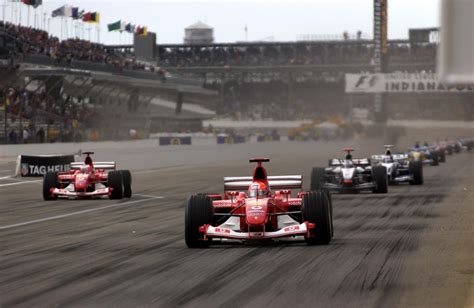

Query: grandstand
[0,19,472,144]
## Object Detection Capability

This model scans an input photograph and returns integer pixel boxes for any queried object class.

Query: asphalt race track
[0,140,473,307]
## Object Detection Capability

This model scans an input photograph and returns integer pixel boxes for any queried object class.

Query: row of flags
[12,1,151,38]
[107,20,148,36]
[51,5,99,23]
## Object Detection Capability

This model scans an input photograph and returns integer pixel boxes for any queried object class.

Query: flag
[82,12,100,23]
[125,23,135,33]
[108,20,122,32]
[51,5,72,18]
[21,0,41,8]
[136,26,148,36]
[71,7,83,19]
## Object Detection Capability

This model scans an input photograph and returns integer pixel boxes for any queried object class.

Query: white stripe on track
[0,180,42,187]
[0,196,164,230]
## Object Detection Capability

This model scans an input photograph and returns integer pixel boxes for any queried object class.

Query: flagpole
[33,7,37,28]
[65,17,68,39]
[27,5,30,27]
[40,3,43,29]
[10,0,13,23]
[18,1,21,26]
[2,0,6,26]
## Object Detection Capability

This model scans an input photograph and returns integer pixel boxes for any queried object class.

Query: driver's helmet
[80,165,92,173]
[248,181,270,198]
[345,153,352,160]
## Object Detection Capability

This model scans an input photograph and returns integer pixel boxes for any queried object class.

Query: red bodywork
[199,158,314,241]
[49,154,114,199]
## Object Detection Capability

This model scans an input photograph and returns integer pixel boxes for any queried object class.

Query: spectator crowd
[157,41,437,68]
[1,86,95,143]
[0,21,162,73]
[1,20,437,70]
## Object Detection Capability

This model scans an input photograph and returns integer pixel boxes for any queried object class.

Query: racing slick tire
[430,152,439,166]
[439,150,446,163]
[310,167,326,191]
[43,172,59,201]
[185,194,213,248]
[447,147,453,155]
[302,191,332,245]
[454,144,461,153]
[108,171,124,199]
[120,170,132,198]
[409,160,424,185]
[372,166,388,194]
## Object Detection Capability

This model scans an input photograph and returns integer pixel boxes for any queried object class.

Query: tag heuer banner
[15,154,75,177]
[345,73,474,93]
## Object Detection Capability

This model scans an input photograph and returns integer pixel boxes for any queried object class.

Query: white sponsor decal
[27,164,70,176]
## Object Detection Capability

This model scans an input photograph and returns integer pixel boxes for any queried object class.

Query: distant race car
[185,158,333,247]
[407,142,439,166]
[371,145,423,185]
[43,152,132,200]
[310,148,388,194]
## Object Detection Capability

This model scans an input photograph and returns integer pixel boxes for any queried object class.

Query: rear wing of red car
[224,175,302,191]
[70,162,116,170]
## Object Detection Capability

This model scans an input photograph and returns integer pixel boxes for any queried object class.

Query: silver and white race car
[371,145,423,185]
[310,148,388,194]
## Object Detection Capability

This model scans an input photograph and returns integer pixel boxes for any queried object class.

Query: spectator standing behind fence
[22,128,29,144]
[36,127,45,143]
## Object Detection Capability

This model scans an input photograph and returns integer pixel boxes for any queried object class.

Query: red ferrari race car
[185,158,333,248]
[42,152,132,200]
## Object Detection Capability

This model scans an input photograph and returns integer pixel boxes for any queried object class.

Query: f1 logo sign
[355,75,379,89]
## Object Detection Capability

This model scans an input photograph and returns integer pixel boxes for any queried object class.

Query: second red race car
[42,152,132,200]
[185,158,333,248]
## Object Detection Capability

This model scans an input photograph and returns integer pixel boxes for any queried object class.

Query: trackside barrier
[257,135,281,142]
[217,135,246,144]
[15,154,76,177]
[288,135,312,141]
[159,136,192,146]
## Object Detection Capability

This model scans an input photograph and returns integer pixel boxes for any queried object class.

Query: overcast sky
[3,0,440,45]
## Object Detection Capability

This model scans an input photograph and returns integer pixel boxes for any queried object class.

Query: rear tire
[409,160,423,185]
[185,194,213,248]
[454,144,461,153]
[108,171,123,199]
[120,170,132,198]
[43,172,59,201]
[372,166,388,193]
[439,151,446,163]
[430,152,439,166]
[302,191,332,245]
[310,167,326,191]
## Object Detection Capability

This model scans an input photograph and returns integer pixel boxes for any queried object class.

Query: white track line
[0,180,42,187]
[0,196,164,230]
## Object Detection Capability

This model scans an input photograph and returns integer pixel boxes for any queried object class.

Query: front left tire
[372,166,388,193]
[302,191,333,245]
[185,194,213,248]
[43,172,59,201]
